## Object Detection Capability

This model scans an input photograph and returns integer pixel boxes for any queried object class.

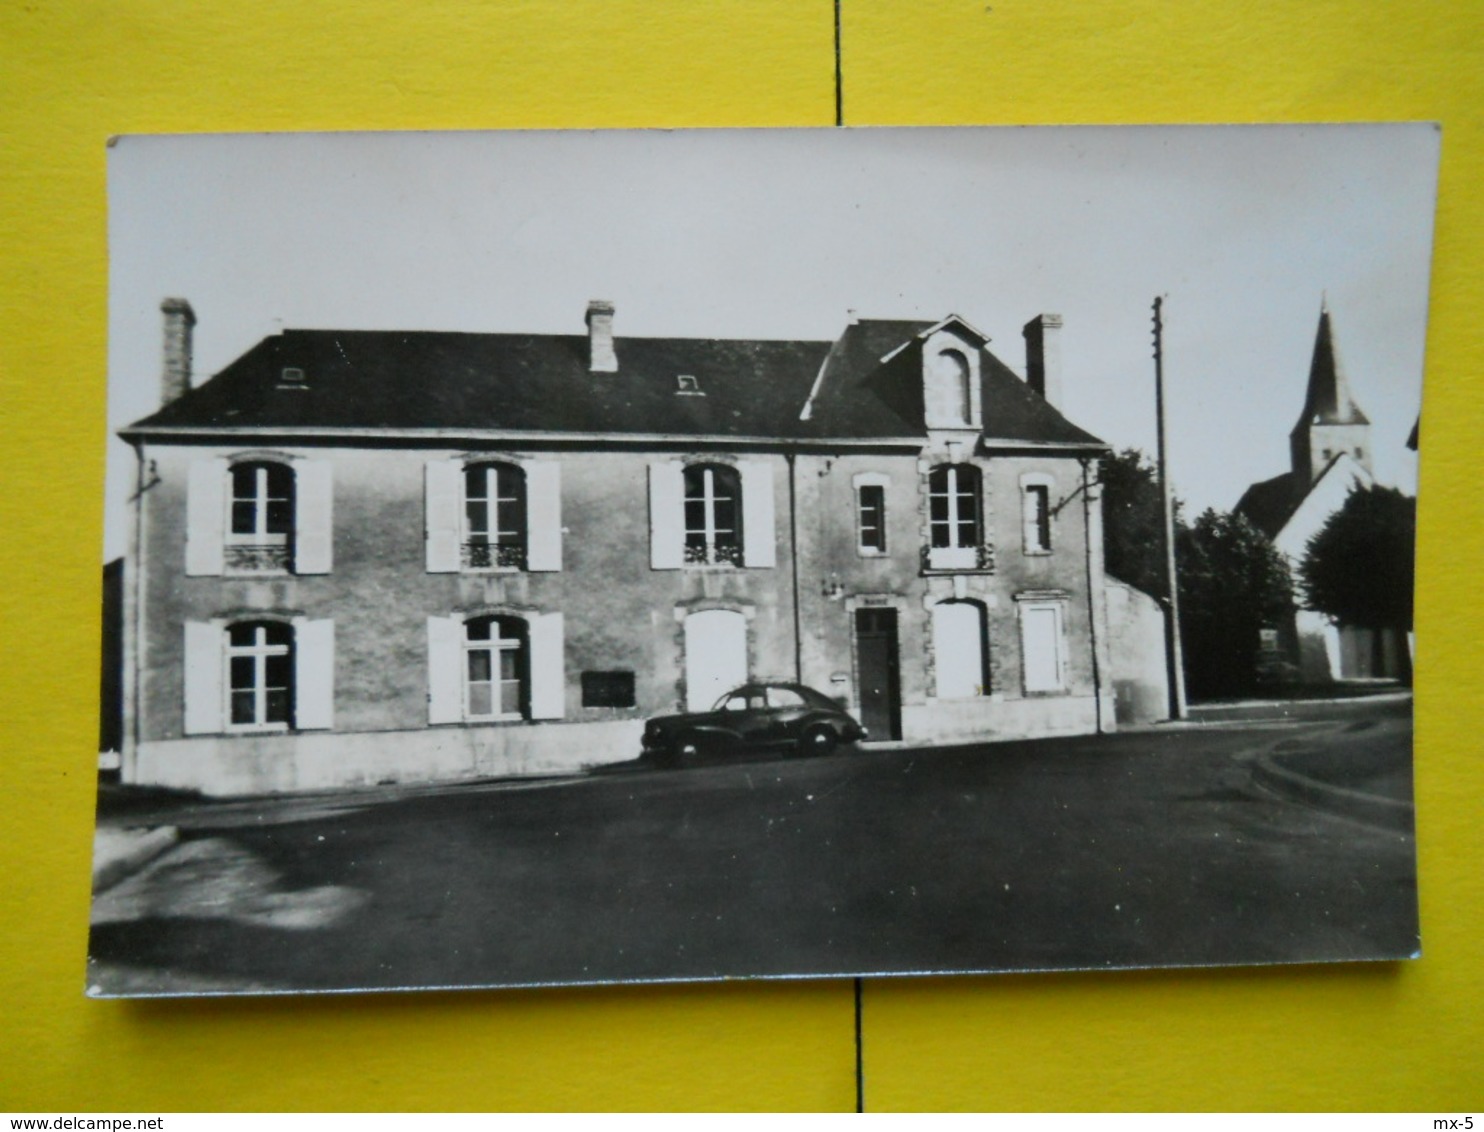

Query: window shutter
[185,458,227,576]
[427,615,464,724]
[522,459,562,571]
[738,459,776,568]
[293,460,334,574]
[425,460,463,573]
[648,461,684,569]
[527,611,566,720]
[183,620,223,734]
[1021,490,1038,551]
[294,618,335,729]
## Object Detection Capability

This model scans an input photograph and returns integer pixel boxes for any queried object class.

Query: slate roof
[124,317,1107,450]
[1233,471,1299,539]
[1290,306,1369,435]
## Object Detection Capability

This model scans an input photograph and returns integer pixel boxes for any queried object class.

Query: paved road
[89,697,1416,995]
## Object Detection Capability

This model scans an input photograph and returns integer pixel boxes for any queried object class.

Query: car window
[747,693,767,710]
[719,695,749,713]
[766,687,806,708]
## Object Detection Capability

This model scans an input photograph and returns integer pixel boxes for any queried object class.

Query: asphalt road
[89,696,1417,995]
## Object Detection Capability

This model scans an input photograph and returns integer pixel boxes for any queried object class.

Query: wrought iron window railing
[225,542,293,573]
[462,540,527,570]
[684,540,743,567]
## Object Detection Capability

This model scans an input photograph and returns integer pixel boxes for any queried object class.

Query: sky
[105,125,1439,560]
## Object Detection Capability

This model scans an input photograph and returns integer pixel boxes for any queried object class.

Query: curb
[92,826,180,894]
[1250,757,1413,833]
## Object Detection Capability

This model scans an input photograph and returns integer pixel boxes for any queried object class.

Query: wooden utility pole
[1153,297,1187,719]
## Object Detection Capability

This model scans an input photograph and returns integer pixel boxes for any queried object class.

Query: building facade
[119,299,1124,795]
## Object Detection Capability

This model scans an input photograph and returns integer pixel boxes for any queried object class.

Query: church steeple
[1289,301,1371,489]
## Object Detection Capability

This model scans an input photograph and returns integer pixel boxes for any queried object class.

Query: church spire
[1289,302,1372,489]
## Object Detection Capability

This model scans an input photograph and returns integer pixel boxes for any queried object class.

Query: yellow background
[1,0,1479,1111]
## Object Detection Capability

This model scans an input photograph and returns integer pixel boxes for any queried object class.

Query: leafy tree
[1300,485,1415,683]
[1177,508,1295,698]
[1100,448,1173,601]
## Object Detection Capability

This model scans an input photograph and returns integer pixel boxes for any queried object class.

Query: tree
[1099,448,1172,601]
[1177,508,1295,698]
[1300,485,1415,683]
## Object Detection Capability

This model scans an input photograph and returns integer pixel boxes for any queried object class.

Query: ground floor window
[226,620,294,728]
[932,599,988,699]
[464,615,528,720]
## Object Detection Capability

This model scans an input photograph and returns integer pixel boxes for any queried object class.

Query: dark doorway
[854,608,902,741]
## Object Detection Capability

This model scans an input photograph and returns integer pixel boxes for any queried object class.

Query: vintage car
[641,682,867,766]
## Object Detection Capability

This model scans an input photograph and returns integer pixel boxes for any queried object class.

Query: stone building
[1234,303,1409,681]
[117,298,1137,795]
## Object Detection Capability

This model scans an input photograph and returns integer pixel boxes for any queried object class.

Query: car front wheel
[798,724,838,757]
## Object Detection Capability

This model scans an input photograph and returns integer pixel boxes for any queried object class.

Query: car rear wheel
[798,724,838,757]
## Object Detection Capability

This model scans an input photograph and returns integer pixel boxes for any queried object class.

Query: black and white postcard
[91,125,1436,995]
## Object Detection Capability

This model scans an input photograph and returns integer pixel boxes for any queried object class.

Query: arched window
[683,463,743,566]
[464,615,529,720]
[226,620,294,729]
[932,600,988,699]
[227,461,294,572]
[927,348,973,427]
[927,464,982,569]
[464,462,528,569]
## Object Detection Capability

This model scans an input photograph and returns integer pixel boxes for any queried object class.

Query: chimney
[160,298,196,405]
[1023,313,1063,409]
[585,300,617,373]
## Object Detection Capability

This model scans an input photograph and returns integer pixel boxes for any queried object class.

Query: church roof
[1234,471,1299,539]
[1290,304,1369,436]
[123,316,1108,450]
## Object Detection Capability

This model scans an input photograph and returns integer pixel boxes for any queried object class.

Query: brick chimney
[1023,313,1063,410]
[586,300,617,373]
[160,298,196,406]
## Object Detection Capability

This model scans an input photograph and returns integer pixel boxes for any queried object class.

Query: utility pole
[1153,297,1187,719]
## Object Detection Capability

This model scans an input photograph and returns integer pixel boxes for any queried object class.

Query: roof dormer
[916,317,989,433]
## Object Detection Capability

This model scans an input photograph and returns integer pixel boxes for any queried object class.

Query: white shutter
[739,459,776,568]
[425,460,463,573]
[183,620,223,734]
[648,461,685,569]
[427,614,464,724]
[1021,490,1037,552]
[522,459,562,571]
[293,460,334,574]
[294,618,335,729]
[185,458,227,576]
[527,611,566,720]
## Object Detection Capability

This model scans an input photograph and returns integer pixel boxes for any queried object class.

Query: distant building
[116,298,1163,796]
[1235,304,1408,681]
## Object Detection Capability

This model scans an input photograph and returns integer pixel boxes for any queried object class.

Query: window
[463,462,527,570]
[1019,601,1067,693]
[683,463,743,566]
[463,615,528,720]
[581,670,636,708]
[186,457,333,576]
[766,687,807,709]
[927,464,983,570]
[927,348,973,427]
[1022,481,1052,554]
[427,611,564,723]
[857,483,887,554]
[225,620,294,729]
[183,618,332,735]
[932,600,988,699]
[648,460,775,570]
[227,461,294,572]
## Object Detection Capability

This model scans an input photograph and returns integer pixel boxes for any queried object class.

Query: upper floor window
[1022,478,1053,554]
[424,458,562,573]
[186,456,333,577]
[926,463,984,570]
[227,461,294,572]
[182,616,335,735]
[927,348,973,427]
[683,463,743,566]
[649,459,776,570]
[857,483,887,554]
[463,462,528,570]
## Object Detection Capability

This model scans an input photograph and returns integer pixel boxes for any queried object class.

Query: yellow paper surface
[1,0,1479,1111]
